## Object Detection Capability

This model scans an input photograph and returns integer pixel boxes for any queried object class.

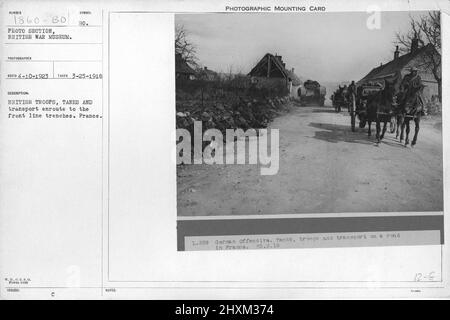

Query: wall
[406,53,440,102]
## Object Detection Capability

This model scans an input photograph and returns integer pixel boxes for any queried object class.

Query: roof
[175,53,195,75]
[357,44,434,85]
[198,67,218,77]
[248,53,301,85]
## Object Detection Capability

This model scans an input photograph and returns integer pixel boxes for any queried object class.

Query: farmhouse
[357,39,441,102]
[248,53,301,96]
[197,66,219,81]
[175,53,195,81]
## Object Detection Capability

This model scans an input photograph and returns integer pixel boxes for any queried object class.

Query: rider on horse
[397,67,424,115]
[395,67,426,146]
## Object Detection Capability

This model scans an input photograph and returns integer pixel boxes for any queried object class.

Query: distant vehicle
[297,80,326,106]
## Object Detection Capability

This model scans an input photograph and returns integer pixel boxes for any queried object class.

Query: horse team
[332,67,425,146]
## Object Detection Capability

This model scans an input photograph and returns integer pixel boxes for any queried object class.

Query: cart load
[356,82,383,112]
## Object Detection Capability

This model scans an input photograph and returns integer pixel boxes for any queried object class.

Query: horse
[332,88,344,112]
[358,80,396,144]
[396,84,424,146]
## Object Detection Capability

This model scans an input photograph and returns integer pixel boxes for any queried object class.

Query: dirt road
[177,102,443,216]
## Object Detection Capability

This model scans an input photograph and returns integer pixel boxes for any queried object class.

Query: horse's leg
[376,116,381,143]
[395,114,402,139]
[405,118,410,146]
[400,115,405,142]
[412,116,420,146]
[395,115,400,139]
[380,118,388,140]
[367,120,371,137]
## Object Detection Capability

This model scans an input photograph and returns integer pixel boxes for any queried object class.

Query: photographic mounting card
[0,0,449,299]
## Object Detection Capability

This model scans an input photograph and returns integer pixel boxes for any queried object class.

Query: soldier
[345,81,356,112]
[399,67,424,113]
[348,81,357,97]
[348,81,356,102]
[342,85,348,101]
[400,67,421,92]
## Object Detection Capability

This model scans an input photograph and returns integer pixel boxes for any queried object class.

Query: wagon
[351,83,384,132]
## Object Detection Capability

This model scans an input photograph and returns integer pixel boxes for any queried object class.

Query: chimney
[411,37,419,53]
[204,66,208,70]
[291,68,295,73]
[394,45,399,60]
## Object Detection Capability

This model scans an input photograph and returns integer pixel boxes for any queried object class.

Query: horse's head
[379,80,397,110]
[357,102,367,128]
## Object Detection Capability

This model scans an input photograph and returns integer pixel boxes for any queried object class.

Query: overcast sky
[176,11,429,83]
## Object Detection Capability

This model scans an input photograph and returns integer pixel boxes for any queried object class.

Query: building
[248,53,302,96]
[197,66,219,81]
[175,53,195,81]
[357,39,441,102]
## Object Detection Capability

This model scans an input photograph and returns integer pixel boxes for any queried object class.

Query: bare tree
[395,12,441,101]
[175,24,198,67]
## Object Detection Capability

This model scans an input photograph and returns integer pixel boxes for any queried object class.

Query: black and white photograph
[176,11,442,218]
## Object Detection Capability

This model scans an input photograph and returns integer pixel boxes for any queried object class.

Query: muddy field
[177,101,443,216]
